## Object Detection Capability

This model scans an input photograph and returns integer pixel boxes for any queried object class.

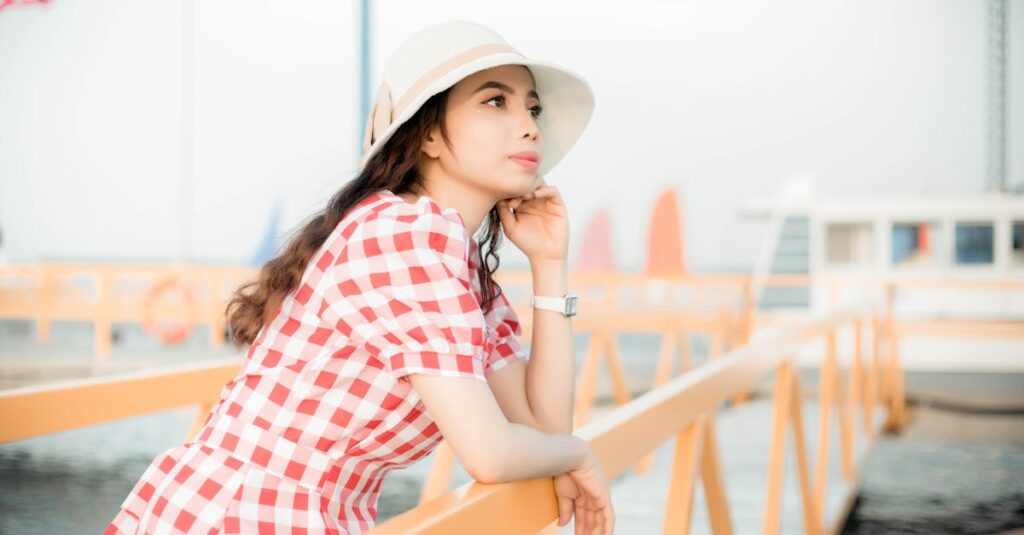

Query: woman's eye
[485,95,542,118]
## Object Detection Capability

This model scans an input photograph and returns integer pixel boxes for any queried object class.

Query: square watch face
[565,295,578,315]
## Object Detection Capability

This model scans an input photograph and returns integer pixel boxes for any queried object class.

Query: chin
[517,173,541,190]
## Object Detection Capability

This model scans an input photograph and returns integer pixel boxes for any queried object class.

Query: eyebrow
[474,81,540,102]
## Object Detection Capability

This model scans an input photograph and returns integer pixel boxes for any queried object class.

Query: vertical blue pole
[358,0,371,162]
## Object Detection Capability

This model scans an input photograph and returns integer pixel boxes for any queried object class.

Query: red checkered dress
[105,189,528,534]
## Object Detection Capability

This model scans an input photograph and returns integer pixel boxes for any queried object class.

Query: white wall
[0,0,1011,271]
[0,0,183,261]
[0,0,360,263]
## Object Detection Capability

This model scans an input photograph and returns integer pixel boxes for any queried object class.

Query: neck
[400,179,494,236]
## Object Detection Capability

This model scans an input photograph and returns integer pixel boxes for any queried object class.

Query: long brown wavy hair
[225,87,507,347]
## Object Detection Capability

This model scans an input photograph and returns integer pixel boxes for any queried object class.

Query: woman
[106,20,612,535]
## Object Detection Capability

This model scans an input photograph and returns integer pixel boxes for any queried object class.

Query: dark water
[840,439,1024,534]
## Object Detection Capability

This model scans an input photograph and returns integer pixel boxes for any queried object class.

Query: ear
[421,125,443,159]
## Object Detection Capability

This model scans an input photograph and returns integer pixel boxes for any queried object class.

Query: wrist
[530,259,567,295]
[569,437,592,470]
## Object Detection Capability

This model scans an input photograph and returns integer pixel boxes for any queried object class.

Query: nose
[518,105,540,141]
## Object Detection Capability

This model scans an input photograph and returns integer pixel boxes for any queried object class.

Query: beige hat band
[363,42,522,154]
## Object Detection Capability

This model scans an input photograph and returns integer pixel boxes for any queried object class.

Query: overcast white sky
[1,0,1021,271]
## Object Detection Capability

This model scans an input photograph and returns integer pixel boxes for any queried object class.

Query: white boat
[739,178,1024,373]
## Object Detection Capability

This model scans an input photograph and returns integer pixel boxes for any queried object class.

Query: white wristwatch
[529,292,579,317]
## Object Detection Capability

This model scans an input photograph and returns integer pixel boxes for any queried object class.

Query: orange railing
[367,303,898,535]
[0,302,898,534]
[0,263,255,359]
[3,265,1020,532]
[0,357,241,444]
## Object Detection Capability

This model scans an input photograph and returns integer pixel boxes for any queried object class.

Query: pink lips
[509,151,539,171]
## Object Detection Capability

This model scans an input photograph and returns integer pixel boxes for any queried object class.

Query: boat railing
[368,302,900,535]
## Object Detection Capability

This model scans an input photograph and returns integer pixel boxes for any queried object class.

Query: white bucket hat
[360,20,595,177]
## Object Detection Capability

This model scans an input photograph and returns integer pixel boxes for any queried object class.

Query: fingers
[603,503,615,535]
[574,499,585,535]
[557,496,573,527]
[571,474,612,535]
[587,496,612,535]
[496,199,516,227]
[521,184,562,204]
[502,184,562,210]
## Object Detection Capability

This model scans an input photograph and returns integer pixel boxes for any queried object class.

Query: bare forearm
[487,423,589,483]
[526,259,575,433]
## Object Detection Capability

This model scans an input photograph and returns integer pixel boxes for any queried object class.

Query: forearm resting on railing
[480,423,589,484]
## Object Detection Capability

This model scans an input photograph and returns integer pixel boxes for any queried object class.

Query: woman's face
[419,64,545,199]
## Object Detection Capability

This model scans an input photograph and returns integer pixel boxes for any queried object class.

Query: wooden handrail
[367,304,884,535]
[0,357,242,444]
[0,303,886,535]
[4,263,1018,533]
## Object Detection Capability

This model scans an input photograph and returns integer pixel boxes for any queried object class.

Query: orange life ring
[141,276,196,345]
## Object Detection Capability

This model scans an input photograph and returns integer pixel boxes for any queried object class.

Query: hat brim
[361,52,595,178]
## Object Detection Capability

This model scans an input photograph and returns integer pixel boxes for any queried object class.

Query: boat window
[953,222,994,265]
[826,223,873,266]
[891,222,942,267]
[1012,221,1023,267]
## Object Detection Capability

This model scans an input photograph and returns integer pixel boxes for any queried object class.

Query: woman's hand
[553,449,615,535]
[496,180,569,264]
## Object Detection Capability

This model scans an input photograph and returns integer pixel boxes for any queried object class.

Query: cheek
[448,113,509,168]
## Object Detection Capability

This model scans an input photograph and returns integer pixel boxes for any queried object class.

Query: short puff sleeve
[321,209,487,384]
[483,286,529,375]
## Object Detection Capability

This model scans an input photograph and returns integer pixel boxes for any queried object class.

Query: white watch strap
[530,294,565,312]
[529,293,578,316]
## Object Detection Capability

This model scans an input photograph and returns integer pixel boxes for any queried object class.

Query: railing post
[209,270,226,347]
[419,440,456,505]
[604,330,631,408]
[788,364,822,535]
[864,315,880,439]
[882,281,897,401]
[884,316,907,433]
[700,416,733,535]
[36,264,55,343]
[677,326,695,373]
[813,328,837,521]
[732,279,756,406]
[740,277,754,347]
[573,330,604,427]
[709,308,726,359]
[875,317,892,410]
[94,267,114,362]
[839,323,855,481]
[858,317,874,439]
[763,361,793,535]
[654,328,678,387]
[663,414,706,535]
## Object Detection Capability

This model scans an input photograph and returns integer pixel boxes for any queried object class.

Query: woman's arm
[493,183,576,436]
[485,259,574,435]
[524,259,574,433]
[410,373,589,483]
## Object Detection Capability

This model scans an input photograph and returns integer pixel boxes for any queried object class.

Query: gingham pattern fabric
[105,189,528,534]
